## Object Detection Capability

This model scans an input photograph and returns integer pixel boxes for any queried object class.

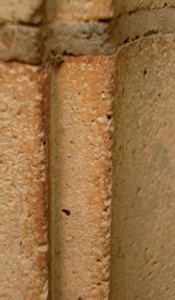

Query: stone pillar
[110,3,175,300]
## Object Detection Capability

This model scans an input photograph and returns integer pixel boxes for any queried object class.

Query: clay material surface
[49,55,116,300]
[0,0,43,24]
[114,7,175,47]
[46,0,175,21]
[43,7,175,60]
[0,24,42,64]
[0,62,48,299]
[110,34,175,299]
[46,0,114,22]
[42,20,115,61]
[115,0,175,17]
[1,7,175,63]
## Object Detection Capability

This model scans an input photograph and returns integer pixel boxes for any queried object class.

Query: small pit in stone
[62,209,71,216]
[124,37,130,44]
[106,114,112,120]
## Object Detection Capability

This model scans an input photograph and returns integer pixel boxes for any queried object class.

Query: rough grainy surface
[45,0,175,21]
[0,62,48,300]
[49,55,116,300]
[114,7,175,47]
[45,0,114,22]
[0,24,42,64]
[42,20,116,61]
[43,7,175,60]
[1,8,175,63]
[115,0,175,16]
[110,34,175,299]
[0,0,43,24]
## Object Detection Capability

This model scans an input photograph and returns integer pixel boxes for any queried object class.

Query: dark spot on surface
[62,50,67,56]
[148,271,153,277]
[144,69,147,76]
[43,141,46,145]
[62,209,71,216]
[103,207,108,212]
[145,247,149,253]
[124,37,130,44]
[119,144,124,151]
[143,30,159,37]
[106,114,112,120]
[99,18,110,23]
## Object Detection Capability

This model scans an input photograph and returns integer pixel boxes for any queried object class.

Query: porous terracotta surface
[0,0,43,24]
[0,25,41,64]
[115,7,175,47]
[110,34,175,299]
[46,0,114,21]
[42,20,116,60]
[0,62,48,299]
[49,55,116,300]
[46,0,175,21]
[115,0,175,16]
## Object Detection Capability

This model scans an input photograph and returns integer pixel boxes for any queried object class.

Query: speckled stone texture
[0,25,41,64]
[46,0,175,21]
[0,0,43,24]
[0,62,48,300]
[49,55,116,300]
[46,0,114,21]
[110,34,175,299]
[115,0,175,16]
